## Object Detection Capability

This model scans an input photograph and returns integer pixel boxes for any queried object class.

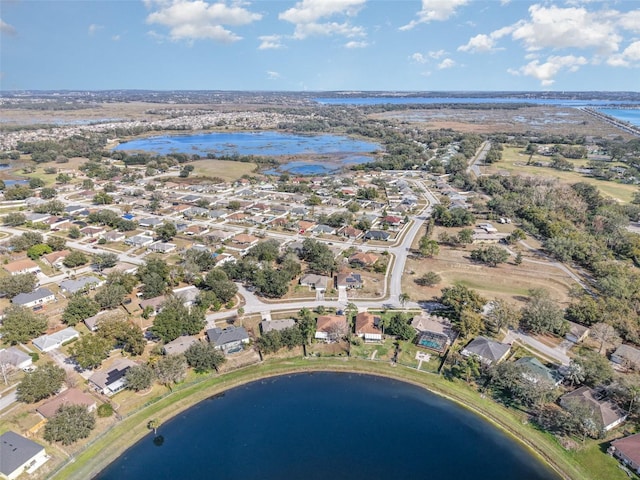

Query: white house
[0,431,49,480]
[11,288,55,309]
[32,327,80,352]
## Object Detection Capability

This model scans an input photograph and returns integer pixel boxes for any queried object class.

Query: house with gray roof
[0,431,49,480]
[32,327,80,353]
[125,234,154,247]
[163,335,200,356]
[206,326,250,353]
[11,288,55,309]
[364,230,391,241]
[560,386,627,432]
[172,285,200,307]
[89,358,137,396]
[515,357,563,386]
[0,347,32,371]
[611,344,640,370]
[147,242,177,253]
[60,276,103,295]
[461,336,511,365]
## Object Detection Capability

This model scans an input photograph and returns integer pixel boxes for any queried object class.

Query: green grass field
[187,159,258,182]
[487,147,637,204]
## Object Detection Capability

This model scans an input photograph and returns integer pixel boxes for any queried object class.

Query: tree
[154,354,187,388]
[457,228,474,245]
[125,364,156,391]
[440,284,487,319]
[68,226,81,239]
[56,173,71,184]
[94,283,127,309]
[138,258,170,299]
[574,350,614,386]
[151,296,205,343]
[418,237,439,257]
[399,293,410,307]
[415,271,441,287]
[486,299,520,334]
[565,361,586,386]
[451,354,481,383]
[203,269,237,304]
[93,252,118,271]
[0,305,48,344]
[47,235,67,251]
[3,212,26,226]
[93,191,114,205]
[40,187,57,199]
[27,243,52,260]
[16,363,66,403]
[44,405,96,445]
[296,307,315,345]
[589,322,621,354]
[520,289,567,336]
[301,239,336,275]
[155,221,177,242]
[63,250,88,268]
[62,295,100,326]
[0,273,37,298]
[148,419,161,435]
[385,313,415,341]
[97,318,146,355]
[470,245,510,267]
[184,341,226,373]
[70,335,112,370]
[456,309,484,338]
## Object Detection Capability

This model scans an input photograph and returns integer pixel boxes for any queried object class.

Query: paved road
[467,141,491,177]
[503,330,571,366]
[0,389,18,414]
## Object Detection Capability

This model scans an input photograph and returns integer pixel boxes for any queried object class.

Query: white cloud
[0,18,17,36]
[279,0,367,44]
[266,71,281,80]
[458,25,512,53]
[112,34,121,41]
[258,35,285,50]
[437,58,456,69]
[88,24,104,36]
[508,55,587,86]
[279,0,365,24]
[429,49,446,59]
[618,10,640,34]
[146,0,262,43]
[410,53,427,64]
[400,0,469,31]
[607,41,640,67]
[511,5,621,54]
[345,40,368,49]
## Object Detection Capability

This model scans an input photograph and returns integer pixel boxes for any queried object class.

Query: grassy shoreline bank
[53,357,601,480]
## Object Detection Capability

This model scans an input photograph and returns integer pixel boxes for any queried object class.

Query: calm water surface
[96,373,559,480]
[114,131,380,156]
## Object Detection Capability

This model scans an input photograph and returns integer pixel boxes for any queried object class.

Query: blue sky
[1,1,639,91]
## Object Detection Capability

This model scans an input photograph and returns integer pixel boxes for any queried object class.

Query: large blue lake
[315,96,640,107]
[113,131,380,157]
[96,373,559,480]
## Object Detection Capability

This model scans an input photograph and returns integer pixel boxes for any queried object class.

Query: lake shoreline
[52,357,586,480]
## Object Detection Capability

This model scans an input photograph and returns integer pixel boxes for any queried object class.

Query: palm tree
[148,419,160,435]
[566,361,585,387]
[399,293,410,308]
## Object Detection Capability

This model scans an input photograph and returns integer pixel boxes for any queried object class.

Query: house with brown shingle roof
[354,312,382,342]
[41,250,70,268]
[560,386,627,432]
[348,252,379,267]
[315,315,348,342]
[609,433,640,474]
[3,259,40,276]
[36,388,96,419]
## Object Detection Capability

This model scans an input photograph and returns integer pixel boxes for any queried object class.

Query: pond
[96,372,559,480]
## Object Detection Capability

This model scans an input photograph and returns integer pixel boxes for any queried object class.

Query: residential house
[461,336,511,365]
[102,262,138,276]
[79,226,105,238]
[138,217,164,228]
[147,242,177,254]
[163,335,200,356]
[0,431,49,480]
[42,250,70,268]
[25,213,51,224]
[515,357,563,386]
[313,224,336,236]
[335,272,363,290]
[32,327,79,352]
[411,313,457,354]
[12,288,55,309]
[297,220,316,233]
[184,225,209,236]
[172,285,200,307]
[89,358,137,396]
[83,311,110,332]
[36,388,97,419]
[560,386,627,431]
[260,318,296,334]
[101,231,126,243]
[206,230,234,243]
[565,321,590,344]
[125,235,154,247]
[299,274,331,292]
[59,276,103,295]
[611,344,640,370]
[206,326,250,353]
[315,315,348,342]
[364,230,390,242]
[380,215,403,229]
[348,252,379,268]
[609,433,640,474]
[3,259,40,276]
[338,226,363,240]
[64,205,87,216]
[45,216,71,231]
[354,312,382,342]
[0,347,32,371]
[138,295,166,316]
[227,233,259,253]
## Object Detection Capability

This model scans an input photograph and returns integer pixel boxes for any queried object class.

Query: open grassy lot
[484,146,637,204]
[350,337,395,361]
[403,242,577,308]
[186,159,258,182]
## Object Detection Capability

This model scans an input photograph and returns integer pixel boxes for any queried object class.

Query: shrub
[97,403,114,418]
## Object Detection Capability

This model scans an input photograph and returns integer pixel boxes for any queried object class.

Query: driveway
[503,330,571,366]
